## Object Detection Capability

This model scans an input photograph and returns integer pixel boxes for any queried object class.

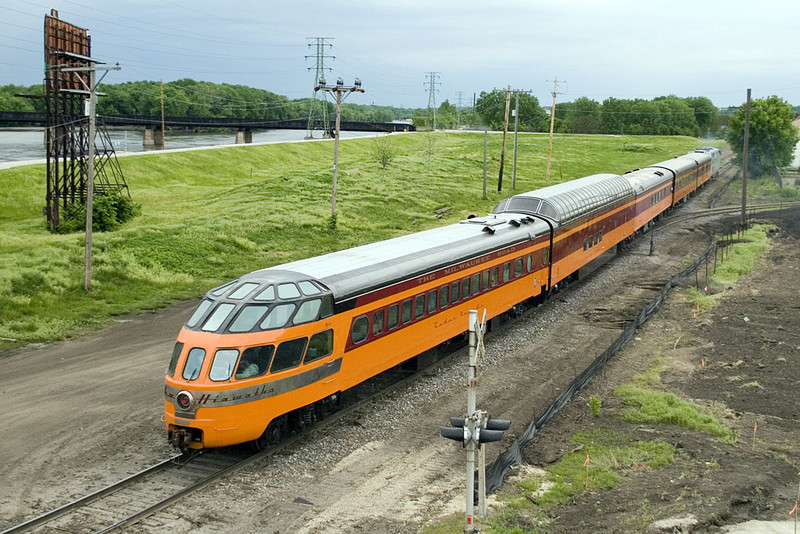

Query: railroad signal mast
[441,309,511,533]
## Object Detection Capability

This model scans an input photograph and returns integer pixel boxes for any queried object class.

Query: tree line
[416,91,725,138]
[0,80,416,124]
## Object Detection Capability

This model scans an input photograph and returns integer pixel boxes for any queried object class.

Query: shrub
[57,193,141,234]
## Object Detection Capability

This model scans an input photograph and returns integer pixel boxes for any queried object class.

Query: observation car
[164,148,721,450]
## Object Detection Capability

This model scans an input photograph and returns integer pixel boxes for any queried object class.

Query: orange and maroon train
[164,147,721,450]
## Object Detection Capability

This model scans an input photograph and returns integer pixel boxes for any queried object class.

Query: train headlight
[176,390,194,411]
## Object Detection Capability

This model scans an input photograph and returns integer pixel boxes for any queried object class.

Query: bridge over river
[0,111,414,146]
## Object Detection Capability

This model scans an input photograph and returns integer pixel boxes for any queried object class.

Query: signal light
[441,415,510,445]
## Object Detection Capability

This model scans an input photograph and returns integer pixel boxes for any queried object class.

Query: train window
[277,283,301,299]
[293,299,322,325]
[229,305,269,333]
[260,303,296,330]
[503,263,510,283]
[373,310,385,336]
[415,295,425,319]
[271,337,308,372]
[299,281,322,296]
[527,254,532,272]
[210,281,236,297]
[451,281,460,304]
[440,285,450,308]
[481,270,490,291]
[490,268,499,287]
[427,290,437,313]
[514,258,523,277]
[304,329,333,363]
[472,274,480,295]
[402,299,412,323]
[167,342,184,376]
[462,278,471,299]
[352,316,369,344]
[201,303,236,332]
[320,294,334,318]
[236,345,273,379]
[228,282,259,300]
[388,304,399,330]
[209,349,240,381]
[187,299,213,328]
[182,348,206,381]
[253,285,276,301]
[543,249,549,264]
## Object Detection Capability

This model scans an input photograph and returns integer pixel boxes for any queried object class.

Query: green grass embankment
[0,132,720,349]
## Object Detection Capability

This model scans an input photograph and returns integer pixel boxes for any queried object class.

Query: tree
[371,135,396,177]
[474,90,546,131]
[726,95,798,176]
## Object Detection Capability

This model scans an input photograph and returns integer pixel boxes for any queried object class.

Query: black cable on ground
[484,235,715,496]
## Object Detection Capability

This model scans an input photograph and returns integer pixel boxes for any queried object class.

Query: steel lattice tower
[425,72,440,130]
[305,37,334,138]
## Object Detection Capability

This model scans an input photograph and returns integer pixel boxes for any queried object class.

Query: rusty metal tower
[43,10,128,232]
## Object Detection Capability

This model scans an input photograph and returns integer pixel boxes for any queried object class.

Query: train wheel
[266,419,283,445]
[250,431,269,452]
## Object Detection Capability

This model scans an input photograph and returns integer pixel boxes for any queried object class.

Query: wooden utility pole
[160,79,166,150]
[483,130,488,200]
[546,76,565,182]
[741,88,751,227]
[315,78,365,227]
[498,85,511,191]
[61,61,120,291]
[511,91,520,191]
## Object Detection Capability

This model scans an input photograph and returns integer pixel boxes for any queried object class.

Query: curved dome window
[260,303,296,330]
[293,299,322,325]
[277,283,301,299]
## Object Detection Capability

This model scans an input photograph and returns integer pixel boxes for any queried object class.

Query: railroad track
[9,156,795,533]
[2,367,420,534]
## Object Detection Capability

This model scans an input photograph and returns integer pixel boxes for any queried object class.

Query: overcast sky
[2,0,798,111]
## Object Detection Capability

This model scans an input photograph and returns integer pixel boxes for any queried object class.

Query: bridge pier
[235,128,253,144]
[143,127,164,149]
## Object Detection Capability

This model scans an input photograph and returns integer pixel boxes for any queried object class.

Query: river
[0,127,383,165]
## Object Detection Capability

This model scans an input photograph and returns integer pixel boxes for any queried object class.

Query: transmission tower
[455,91,467,127]
[305,37,335,138]
[425,72,441,130]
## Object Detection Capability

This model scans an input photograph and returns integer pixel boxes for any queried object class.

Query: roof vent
[482,226,495,234]
[509,219,521,227]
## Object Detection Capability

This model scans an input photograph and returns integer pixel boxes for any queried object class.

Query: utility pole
[425,72,441,130]
[512,91,520,191]
[305,37,335,139]
[545,76,566,182]
[741,88,751,227]
[455,91,467,128]
[315,78,364,228]
[61,61,120,291]
[483,130,488,200]
[160,79,166,150]
[498,85,511,191]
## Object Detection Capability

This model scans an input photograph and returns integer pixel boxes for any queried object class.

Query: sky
[2,0,799,111]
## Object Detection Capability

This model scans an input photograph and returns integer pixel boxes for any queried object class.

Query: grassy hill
[0,132,722,350]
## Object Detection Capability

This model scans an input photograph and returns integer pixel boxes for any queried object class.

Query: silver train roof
[242,214,551,301]
[492,173,634,224]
